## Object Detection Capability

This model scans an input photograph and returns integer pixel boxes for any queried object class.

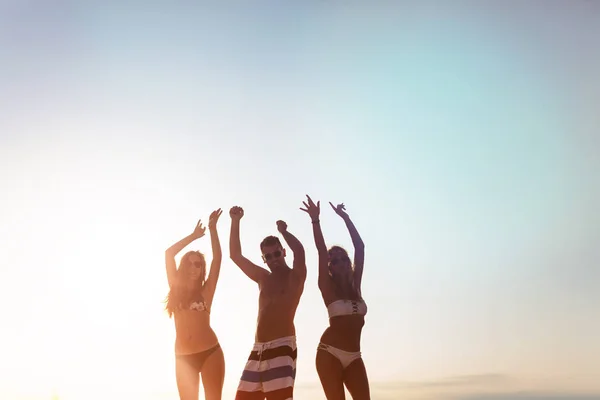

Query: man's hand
[276,220,288,233]
[230,206,244,221]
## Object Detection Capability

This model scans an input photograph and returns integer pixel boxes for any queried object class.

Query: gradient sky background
[1,1,599,399]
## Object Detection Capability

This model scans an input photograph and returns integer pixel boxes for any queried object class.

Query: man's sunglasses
[263,250,282,261]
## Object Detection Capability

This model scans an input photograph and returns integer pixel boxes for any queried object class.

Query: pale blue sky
[1,1,599,399]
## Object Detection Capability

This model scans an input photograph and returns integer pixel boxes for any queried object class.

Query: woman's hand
[208,208,223,230]
[329,202,349,219]
[300,195,320,222]
[191,219,206,239]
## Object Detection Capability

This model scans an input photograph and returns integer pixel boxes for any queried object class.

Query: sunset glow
[1,2,599,399]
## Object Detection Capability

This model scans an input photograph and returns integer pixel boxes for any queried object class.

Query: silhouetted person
[229,206,307,400]
[165,209,225,400]
[301,196,370,400]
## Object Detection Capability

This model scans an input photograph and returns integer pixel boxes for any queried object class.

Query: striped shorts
[235,335,297,400]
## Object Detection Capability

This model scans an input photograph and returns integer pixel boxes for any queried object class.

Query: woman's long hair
[165,251,207,317]
[328,245,360,300]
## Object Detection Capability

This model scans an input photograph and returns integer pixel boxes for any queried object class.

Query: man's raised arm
[229,206,269,284]
[277,220,306,281]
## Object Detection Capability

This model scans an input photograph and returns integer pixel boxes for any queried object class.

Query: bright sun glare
[8,179,233,399]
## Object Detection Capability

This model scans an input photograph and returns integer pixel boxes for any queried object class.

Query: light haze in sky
[1,1,599,399]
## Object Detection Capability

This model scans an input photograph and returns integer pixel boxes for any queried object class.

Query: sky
[0,1,599,399]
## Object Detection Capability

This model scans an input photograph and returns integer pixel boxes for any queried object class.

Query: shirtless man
[229,206,307,400]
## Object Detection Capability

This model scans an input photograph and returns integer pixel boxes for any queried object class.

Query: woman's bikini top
[177,297,210,314]
[188,300,210,313]
[327,299,367,319]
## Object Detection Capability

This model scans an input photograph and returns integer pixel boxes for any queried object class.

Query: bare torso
[256,269,304,342]
[173,309,219,355]
[320,280,366,352]
[320,311,365,352]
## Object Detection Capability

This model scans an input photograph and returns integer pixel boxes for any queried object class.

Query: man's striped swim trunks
[235,335,297,400]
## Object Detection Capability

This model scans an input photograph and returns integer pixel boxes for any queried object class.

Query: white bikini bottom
[317,342,362,369]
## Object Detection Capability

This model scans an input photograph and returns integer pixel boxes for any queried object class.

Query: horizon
[7,376,600,400]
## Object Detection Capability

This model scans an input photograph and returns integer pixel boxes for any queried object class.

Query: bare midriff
[173,310,219,355]
[320,315,365,352]
[256,302,297,342]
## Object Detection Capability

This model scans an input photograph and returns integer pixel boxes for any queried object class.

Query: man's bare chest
[259,276,297,303]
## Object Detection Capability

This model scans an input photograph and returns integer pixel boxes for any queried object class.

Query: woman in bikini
[301,196,370,400]
[165,208,225,400]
